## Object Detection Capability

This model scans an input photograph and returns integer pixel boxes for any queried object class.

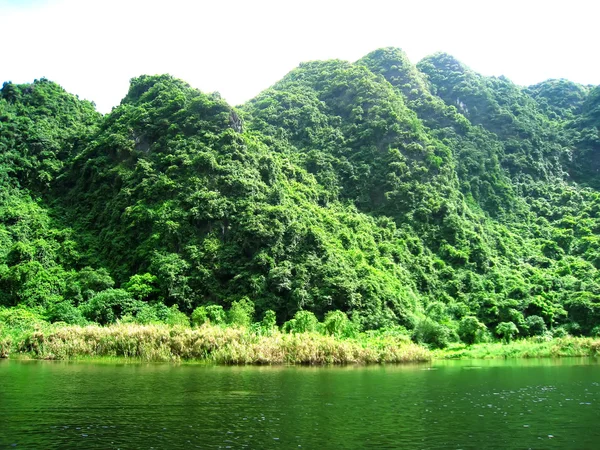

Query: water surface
[1,358,599,449]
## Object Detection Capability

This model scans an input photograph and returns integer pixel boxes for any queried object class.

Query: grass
[3,322,600,365]
[434,337,600,359]
[0,322,431,364]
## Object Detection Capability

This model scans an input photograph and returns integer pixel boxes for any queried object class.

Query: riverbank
[434,337,600,360]
[2,322,600,364]
[0,323,430,364]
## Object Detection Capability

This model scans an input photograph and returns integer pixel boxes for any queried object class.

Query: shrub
[458,316,486,345]
[426,301,448,322]
[564,322,582,336]
[46,301,87,325]
[0,306,46,330]
[448,302,470,320]
[165,305,190,327]
[323,310,355,337]
[261,310,277,331]
[496,321,519,343]
[205,305,226,325]
[412,317,454,349]
[551,326,568,338]
[283,310,319,334]
[123,273,158,301]
[191,306,208,327]
[133,303,162,324]
[80,289,135,325]
[525,315,547,336]
[228,297,255,327]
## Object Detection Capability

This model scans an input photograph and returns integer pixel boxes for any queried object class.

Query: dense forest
[1,47,600,348]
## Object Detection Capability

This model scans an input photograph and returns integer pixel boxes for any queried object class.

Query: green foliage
[80,289,135,325]
[412,317,455,349]
[205,305,226,325]
[458,316,487,345]
[164,304,190,327]
[525,315,548,336]
[283,310,319,334]
[551,326,569,338]
[496,322,519,343]
[323,310,355,337]
[191,306,208,327]
[1,51,600,343]
[228,297,255,327]
[46,301,87,325]
[123,273,158,301]
[260,310,277,331]
[130,303,165,325]
[0,306,45,330]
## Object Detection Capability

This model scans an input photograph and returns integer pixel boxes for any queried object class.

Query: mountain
[1,48,600,345]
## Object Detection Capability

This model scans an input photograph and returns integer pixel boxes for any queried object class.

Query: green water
[1,359,599,449]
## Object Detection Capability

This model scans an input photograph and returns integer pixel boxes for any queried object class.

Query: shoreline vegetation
[2,322,430,364]
[2,321,600,364]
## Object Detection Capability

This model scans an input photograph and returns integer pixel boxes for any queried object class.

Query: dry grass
[5,322,600,364]
[6,323,431,364]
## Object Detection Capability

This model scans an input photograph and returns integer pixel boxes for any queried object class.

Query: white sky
[1,0,598,113]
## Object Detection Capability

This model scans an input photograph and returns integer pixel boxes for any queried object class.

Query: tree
[496,322,518,343]
[228,297,255,327]
[458,316,486,345]
[525,315,547,336]
[283,310,319,334]
[81,289,135,325]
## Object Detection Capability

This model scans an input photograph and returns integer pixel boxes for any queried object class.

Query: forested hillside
[1,48,600,347]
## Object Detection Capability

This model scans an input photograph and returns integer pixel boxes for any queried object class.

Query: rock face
[229,110,243,133]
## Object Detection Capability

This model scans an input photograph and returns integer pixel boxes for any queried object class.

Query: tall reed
[7,323,431,364]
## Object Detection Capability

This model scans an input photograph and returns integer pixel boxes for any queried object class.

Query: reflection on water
[0,358,599,449]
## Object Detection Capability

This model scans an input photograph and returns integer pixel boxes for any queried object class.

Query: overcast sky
[1,0,598,113]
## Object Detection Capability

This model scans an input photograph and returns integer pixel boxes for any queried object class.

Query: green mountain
[1,48,600,345]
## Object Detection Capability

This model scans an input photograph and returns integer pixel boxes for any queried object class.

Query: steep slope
[57,74,428,328]
[0,79,104,310]
[2,50,600,344]
[569,86,600,187]
[358,48,516,217]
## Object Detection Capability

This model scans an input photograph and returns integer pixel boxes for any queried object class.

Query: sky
[1,0,598,113]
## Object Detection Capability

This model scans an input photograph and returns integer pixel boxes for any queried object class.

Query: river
[1,358,599,449]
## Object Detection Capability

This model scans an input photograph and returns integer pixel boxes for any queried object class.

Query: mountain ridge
[1,48,600,345]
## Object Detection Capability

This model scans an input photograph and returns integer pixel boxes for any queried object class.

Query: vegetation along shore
[2,306,600,364]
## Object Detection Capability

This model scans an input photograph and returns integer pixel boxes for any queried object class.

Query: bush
[525,315,547,336]
[551,326,568,338]
[191,306,208,327]
[0,306,45,330]
[228,297,255,327]
[205,305,226,325]
[80,289,135,325]
[283,310,319,334]
[426,301,449,322]
[46,301,87,325]
[368,325,411,340]
[458,316,486,345]
[412,317,454,349]
[123,273,158,301]
[496,321,518,343]
[165,305,190,327]
[563,322,582,336]
[133,303,163,324]
[261,310,277,331]
[323,310,355,337]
